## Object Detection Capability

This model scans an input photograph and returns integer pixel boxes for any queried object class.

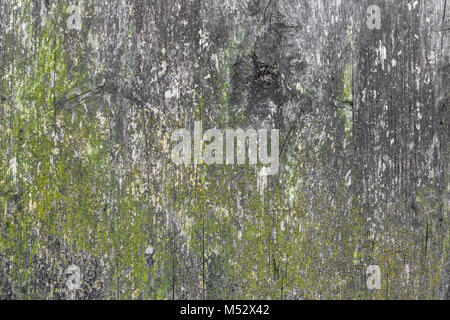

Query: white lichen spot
[375,41,387,70]
[158,61,167,77]
[164,87,179,100]
[10,157,17,180]
[199,28,210,51]
[257,168,268,199]
[145,246,154,255]
[404,264,410,282]
[345,170,352,188]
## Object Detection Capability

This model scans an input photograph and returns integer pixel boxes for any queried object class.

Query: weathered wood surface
[0,0,448,299]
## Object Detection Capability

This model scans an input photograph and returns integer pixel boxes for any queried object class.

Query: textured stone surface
[0,0,448,299]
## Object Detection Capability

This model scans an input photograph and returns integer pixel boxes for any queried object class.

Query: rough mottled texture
[0,0,448,299]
